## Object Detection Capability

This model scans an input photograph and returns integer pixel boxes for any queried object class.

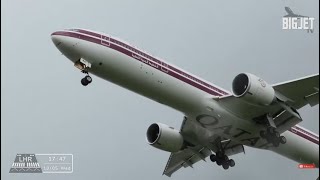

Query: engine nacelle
[232,73,275,106]
[146,123,184,152]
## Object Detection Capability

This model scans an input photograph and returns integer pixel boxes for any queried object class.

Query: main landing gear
[210,151,235,170]
[260,127,286,147]
[209,139,235,170]
[258,114,286,147]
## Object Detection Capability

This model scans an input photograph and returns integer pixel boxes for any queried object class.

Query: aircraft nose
[51,32,62,46]
[50,31,80,63]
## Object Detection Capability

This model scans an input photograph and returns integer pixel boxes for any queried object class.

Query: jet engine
[232,73,275,106]
[146,123,184,152]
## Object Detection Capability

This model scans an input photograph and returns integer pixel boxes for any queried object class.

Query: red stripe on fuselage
[289,128,319,145]
[73,29,228,96]
[293,126,319,139]
[53,30,227,96]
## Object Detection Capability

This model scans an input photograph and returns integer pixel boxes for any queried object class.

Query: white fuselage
[51,29,319,167]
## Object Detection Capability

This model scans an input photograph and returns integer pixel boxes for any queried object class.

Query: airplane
[51,28,319,177]
[284,7,307,18]
[284,6,314,33]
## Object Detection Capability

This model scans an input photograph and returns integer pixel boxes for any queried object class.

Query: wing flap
[304,91,319,107]
[273,74,319,108]
[163,147,211,177]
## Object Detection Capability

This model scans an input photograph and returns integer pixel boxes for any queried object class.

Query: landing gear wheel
[84,75,92,83]
[228,159,235,167]
[280,136,287,144]
[210,154,216,162]
[216,160,222,166]
[81,78,89,86]
[222,162,229,170]
[81,75,92,86]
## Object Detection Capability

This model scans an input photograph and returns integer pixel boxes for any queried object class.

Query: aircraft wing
[215,74,318,133]
[273,74,319,109]
[163,117,245,177]
[163,146,211,177]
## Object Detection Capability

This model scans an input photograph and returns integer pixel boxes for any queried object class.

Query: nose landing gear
[81,75,92,86]
[74,58,93,86]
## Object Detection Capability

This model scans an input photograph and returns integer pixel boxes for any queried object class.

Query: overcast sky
[1,0,319,180]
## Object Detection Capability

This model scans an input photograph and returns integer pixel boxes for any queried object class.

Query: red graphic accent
[298,164,316,169]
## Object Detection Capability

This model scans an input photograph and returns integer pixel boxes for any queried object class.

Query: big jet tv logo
[282,17,315,31]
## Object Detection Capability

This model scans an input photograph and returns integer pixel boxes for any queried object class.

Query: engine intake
[146,123,184,152]
[232,73,275,106]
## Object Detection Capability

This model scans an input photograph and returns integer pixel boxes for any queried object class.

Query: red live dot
[298,164,316,169]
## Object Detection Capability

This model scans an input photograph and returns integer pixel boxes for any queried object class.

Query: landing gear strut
[256,114,287,147]
[260,127,286,147]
